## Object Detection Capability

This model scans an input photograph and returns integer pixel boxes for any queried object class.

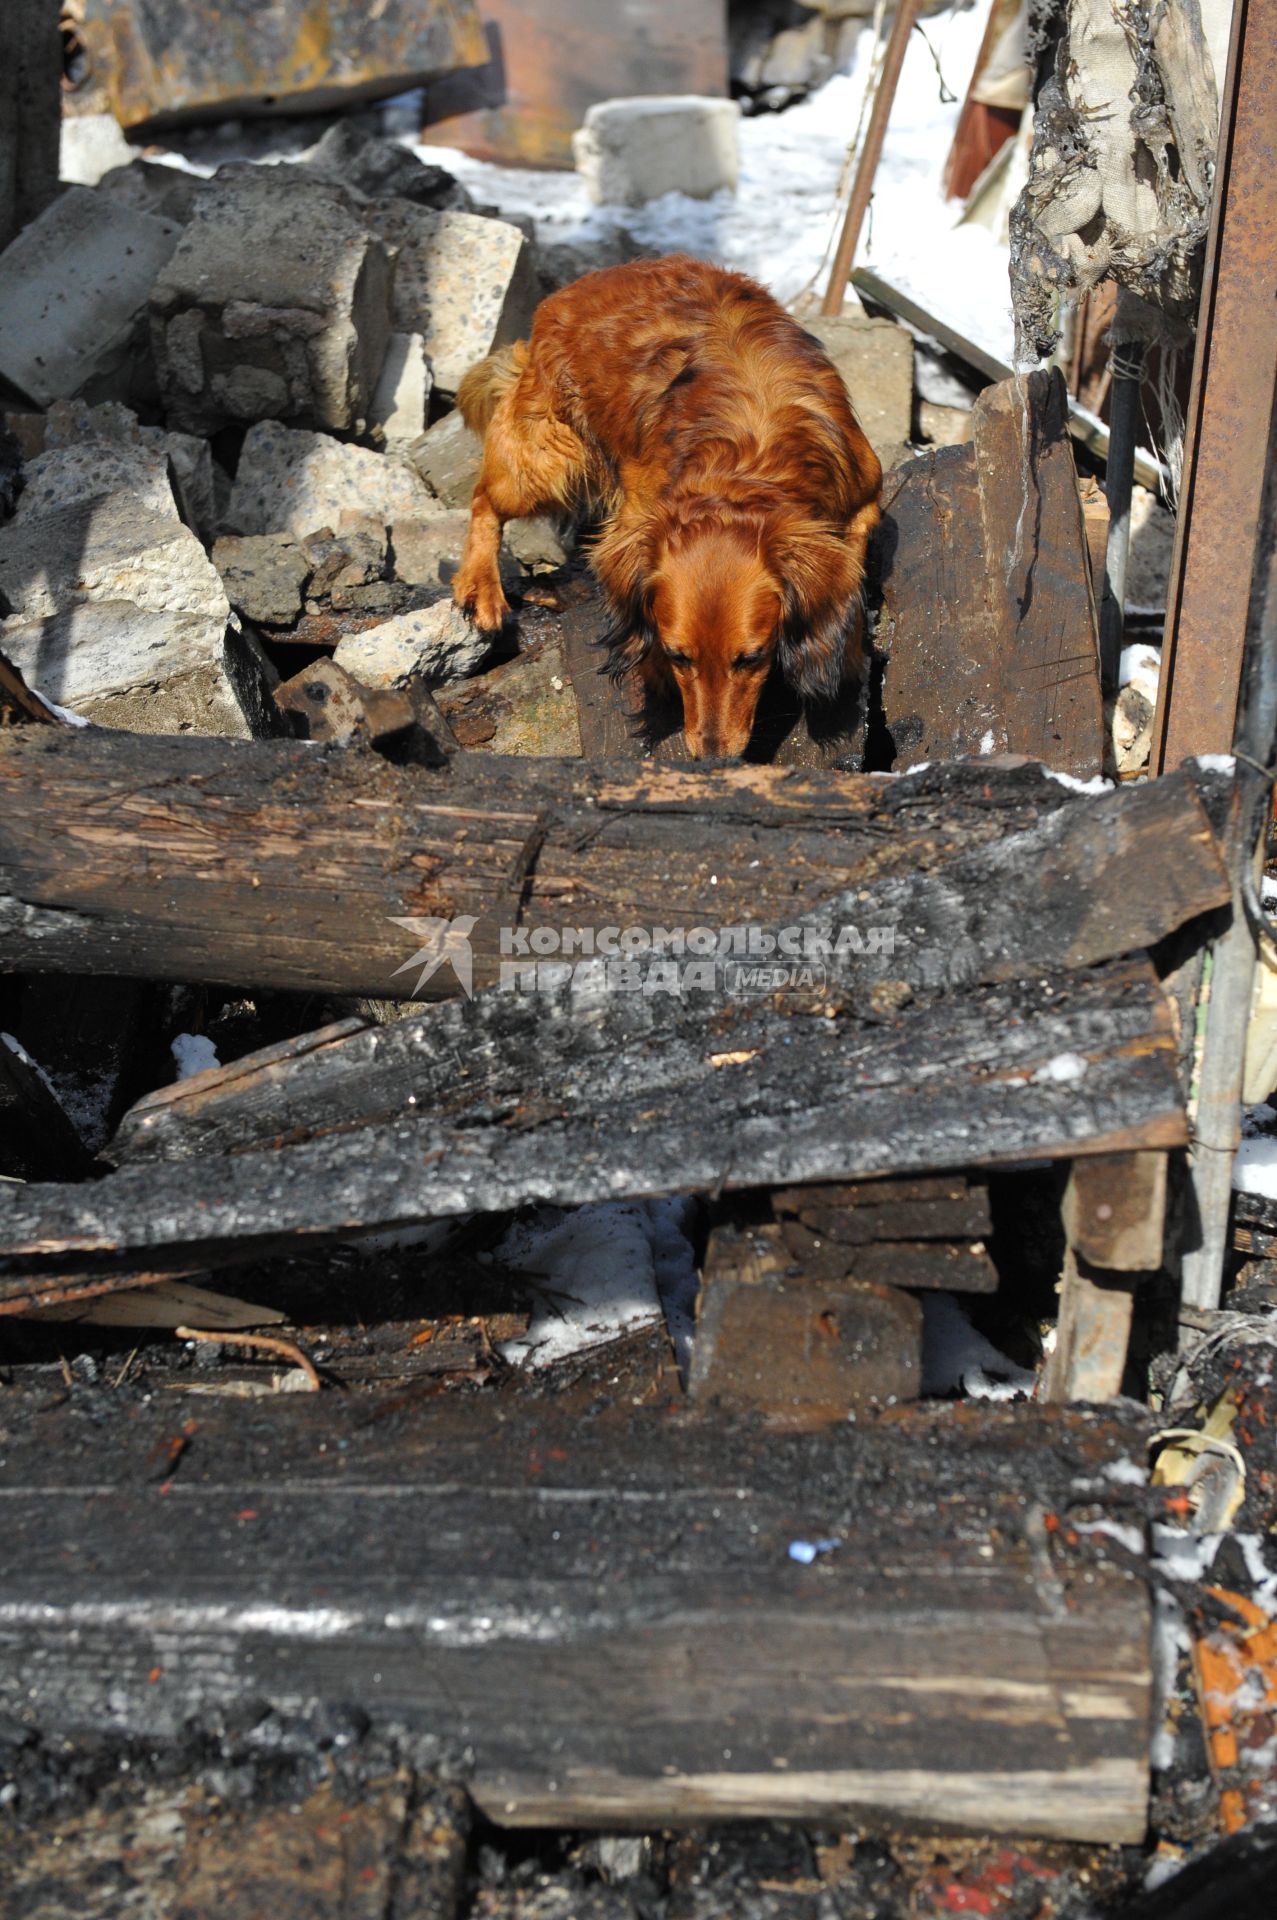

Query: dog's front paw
[452,570,511,634]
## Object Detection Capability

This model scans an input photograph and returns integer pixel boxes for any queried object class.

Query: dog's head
[648,528,783,759]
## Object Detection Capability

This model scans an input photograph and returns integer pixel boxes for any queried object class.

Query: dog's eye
[733,650,769,671]
[664,649,693,668]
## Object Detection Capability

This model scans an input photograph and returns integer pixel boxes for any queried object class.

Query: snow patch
[171,1033,220,1080]
[1033,1052,1087,1084]
[920,1292,1036,1400]
[1043,768,1113,795]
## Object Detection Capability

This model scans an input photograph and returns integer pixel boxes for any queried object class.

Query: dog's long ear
[592,514,662,680]
[770,526,867,702]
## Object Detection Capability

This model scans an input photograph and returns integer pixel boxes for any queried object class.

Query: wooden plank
[1063,1150,1167,1272]
[772,1172,992,1243]
[0,955,1188,1298]
[776,1223,998,1294]
[0,1391,1154,1841]
[688,1222,922,1416]
[851,267,1167,492]
[1041,1251,1138,1407]
[0,733,1228,1001]
[879,372,1104,776]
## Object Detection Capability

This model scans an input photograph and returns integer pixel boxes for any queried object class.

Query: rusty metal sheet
[421,0,729,168]
[79,0,489,131]
[1153,0,1277,769]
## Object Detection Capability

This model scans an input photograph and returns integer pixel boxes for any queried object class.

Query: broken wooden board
[689,1221,922,1416]
[878,370,1104,775]
[771,1171,997,1292]
[0,1390,1153,1841]
[0,954,1186,1300]
[0,732,1227,1001]
[851,267,1167,492]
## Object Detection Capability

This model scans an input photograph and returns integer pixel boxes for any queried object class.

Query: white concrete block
[228,421,437,537]
[333,600,492,688]
[572,97,740,207]
[370,332,432,446]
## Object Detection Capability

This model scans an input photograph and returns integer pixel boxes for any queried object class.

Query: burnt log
[0,729,1228,1002]
[0,1389,1153,1840]
[0,953,1185,1303]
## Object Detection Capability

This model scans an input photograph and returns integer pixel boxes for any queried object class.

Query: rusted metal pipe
[821,0,922,317]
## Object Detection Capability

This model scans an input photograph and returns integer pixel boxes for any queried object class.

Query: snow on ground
[171,1032,220,1080]
[919,1291,1037,1400]
[492,1197,698,1370]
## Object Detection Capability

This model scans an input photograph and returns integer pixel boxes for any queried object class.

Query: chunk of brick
[0,494,275,736]
[0,188,180,408]
[149,167,393,433]
[333,600,492,687]
[362,201,536,398]
[227,421,436,537]
[572,98,740,207]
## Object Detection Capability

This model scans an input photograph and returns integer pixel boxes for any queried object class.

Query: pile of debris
[0,125,564,736]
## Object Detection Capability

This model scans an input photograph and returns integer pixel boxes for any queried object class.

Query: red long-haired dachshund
[452,255,882,759]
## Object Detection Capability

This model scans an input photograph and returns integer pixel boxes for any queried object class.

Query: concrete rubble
[0,187,179,408]
[227,421,436,537]
[361,200,537,397]
[0,490,274,737]
[149,168,395,434]
[332,600,493,688]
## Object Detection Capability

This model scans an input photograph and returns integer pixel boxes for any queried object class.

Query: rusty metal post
[1152,0,1277,772]
[1180,356,1277,1315]
[821,0,921,317]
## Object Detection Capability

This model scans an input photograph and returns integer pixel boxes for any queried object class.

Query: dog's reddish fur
[452,255,882,758]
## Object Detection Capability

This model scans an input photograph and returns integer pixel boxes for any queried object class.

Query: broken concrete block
[13,442,179,525]
[572,98,740,207]
[212,534,312,630]
[362,202,536,398]
[300,123,472,211]
[407,409,483,507]
[149,168,394,433]
[0,187,180,408]
[0,493,275,736]
[333,600,492,688]
[96,160,214,225]
[43,398,217,541]
[370,333,432,447]
[504,516,572,573]
[389,512,520,594]
[803,313,914,470]
[228,421,436,537]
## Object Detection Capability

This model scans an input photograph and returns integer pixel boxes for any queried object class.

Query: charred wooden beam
[0,954,1186,1303]
[879,370,1104,774]
[0,731,1228,1002]
[0,1390,1154,1841]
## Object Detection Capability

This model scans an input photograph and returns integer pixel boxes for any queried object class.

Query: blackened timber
[0,730,1228,1001]
[0,956,1184,1296]
[0,1392,1153,1841]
